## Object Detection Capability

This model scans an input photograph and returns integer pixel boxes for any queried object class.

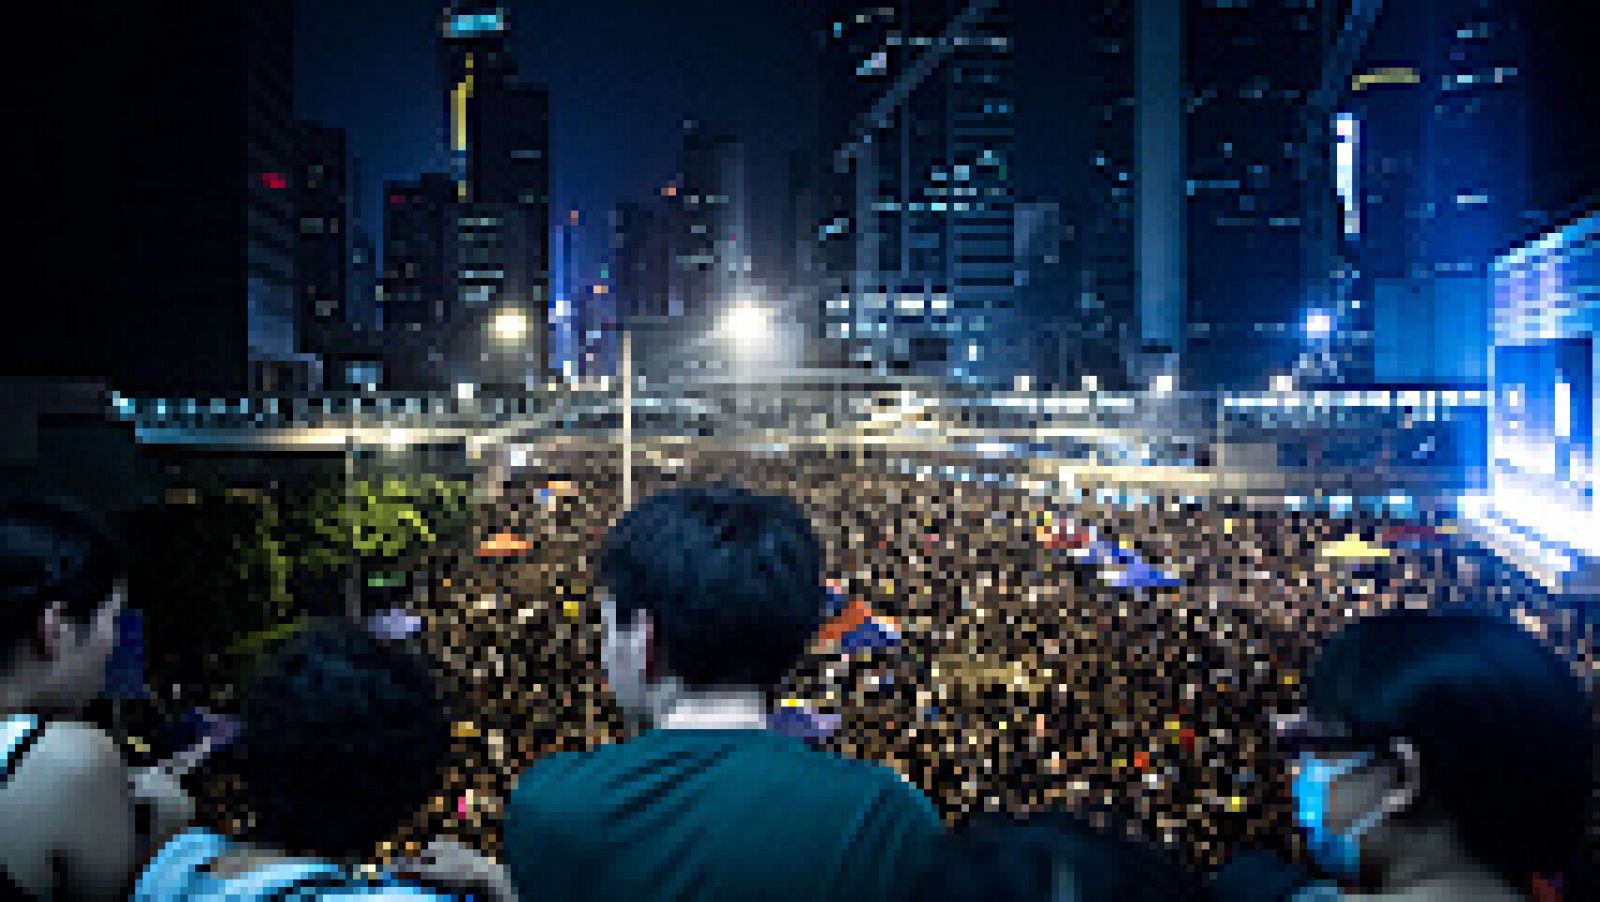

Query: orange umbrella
[477,531,533,558]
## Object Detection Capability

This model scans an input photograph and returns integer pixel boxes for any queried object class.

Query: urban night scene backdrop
[2,0,1597,897]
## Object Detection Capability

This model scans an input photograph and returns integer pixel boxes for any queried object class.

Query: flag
[817,592,902,653]
[1102,561,1182,589]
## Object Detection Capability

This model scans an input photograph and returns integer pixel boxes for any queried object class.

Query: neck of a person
[0,664,50,717]
[1365,823,1522,901]
[653,685,768,731]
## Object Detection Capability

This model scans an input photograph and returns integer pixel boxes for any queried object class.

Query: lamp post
[622,325,633,509]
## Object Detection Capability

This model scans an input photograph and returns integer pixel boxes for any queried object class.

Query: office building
[8,2,300,394]
[612,202,673,322]
[381,174,459,334]
[1318,0,1531,386]
[813,1,1019,382]
[294,122,351,361]
[671,121,751,323]
[440,2,550,382]
[1182,0,1326,389]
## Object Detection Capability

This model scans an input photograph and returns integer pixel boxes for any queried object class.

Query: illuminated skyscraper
[815,0,1019,382]
[1323,0,1531,386]
[439,2,550,382]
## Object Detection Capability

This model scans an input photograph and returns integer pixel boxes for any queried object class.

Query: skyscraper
[440,2,550,383]
[814,0,1019,382]
[670,121,751,323]
[1083,0,1139,388]
[553,209,581,380]
[7,2,301,394]
[294,122,351,360]
[612,202,672,322]
[1183,0,1327,389]
[1324,0,1531,386]
[381,174,460,334]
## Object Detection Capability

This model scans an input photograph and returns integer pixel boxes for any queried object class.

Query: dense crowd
[2,441,1595,900]
[400,438,1597,870]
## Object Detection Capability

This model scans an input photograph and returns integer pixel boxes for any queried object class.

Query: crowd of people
[2,438,1595,899]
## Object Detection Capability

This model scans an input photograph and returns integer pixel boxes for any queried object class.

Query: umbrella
[768,703,842,740]
[1319,533,1391,561]
[477,531,533,558]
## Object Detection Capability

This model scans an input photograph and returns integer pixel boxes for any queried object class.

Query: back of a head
[597,483,826,688]
[1305,609,1594,888]
[236,618,450,859]
[911,812,1206,902]
[0,497,125,669]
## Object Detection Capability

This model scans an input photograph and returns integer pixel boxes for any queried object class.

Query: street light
[491,309,529,343]
[719,302,771,350]
[1304,309,1333,341]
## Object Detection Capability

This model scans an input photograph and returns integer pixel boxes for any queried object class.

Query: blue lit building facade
[1467,212,1598,595]
[816,1,1020,383]
[1325,0,1528,386]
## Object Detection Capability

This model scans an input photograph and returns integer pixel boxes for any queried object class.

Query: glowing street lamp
[1304,309,1333,341]
[719,302,771,350]
[491,309,529,343]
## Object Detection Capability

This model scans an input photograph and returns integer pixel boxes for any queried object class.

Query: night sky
[292,0,1090,276]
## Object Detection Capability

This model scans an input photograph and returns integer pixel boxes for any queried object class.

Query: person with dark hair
[504,483,943,900]
[1,498,194,899]
[909,811,1207,902]
[133,618,513,900]
[1271,609,1593,901]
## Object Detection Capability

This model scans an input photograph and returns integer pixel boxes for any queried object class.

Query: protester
[909,811,1207,901]
[133,618,513,900]
[1275,610,1593,901]
[1,498,193,899]
[504,483,944,900]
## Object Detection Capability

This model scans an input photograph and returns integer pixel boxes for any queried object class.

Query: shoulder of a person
[507,748,598,812]
[810,751,938,816]
[28,720,127,781]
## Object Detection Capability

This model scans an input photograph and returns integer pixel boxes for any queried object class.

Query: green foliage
[279,474,472,572]
[123,495,290,689]
[125,474,471,692]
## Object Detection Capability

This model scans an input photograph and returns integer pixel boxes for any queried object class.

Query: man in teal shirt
[504,484,942,900]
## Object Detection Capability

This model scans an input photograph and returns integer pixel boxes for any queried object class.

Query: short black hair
[1305,609,1593,885]
[911,812,1206,902]
[0,497,126,668]
[236,618,450,858]
[597,483,826,689]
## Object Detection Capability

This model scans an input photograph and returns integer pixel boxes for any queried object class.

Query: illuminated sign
[447,12,504,38]
[1334,112,1359,237]
[1351,67,1420,91]
[1479,212,1599,567]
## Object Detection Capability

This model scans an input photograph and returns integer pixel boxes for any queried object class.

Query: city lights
[719,303,771,349]
[1304,310,1333,341]
[491,309,529,343]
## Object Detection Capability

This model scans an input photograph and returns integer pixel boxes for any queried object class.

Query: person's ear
[1383,737,1423,818]
[35,600,67,661]
[639,612,658,682]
